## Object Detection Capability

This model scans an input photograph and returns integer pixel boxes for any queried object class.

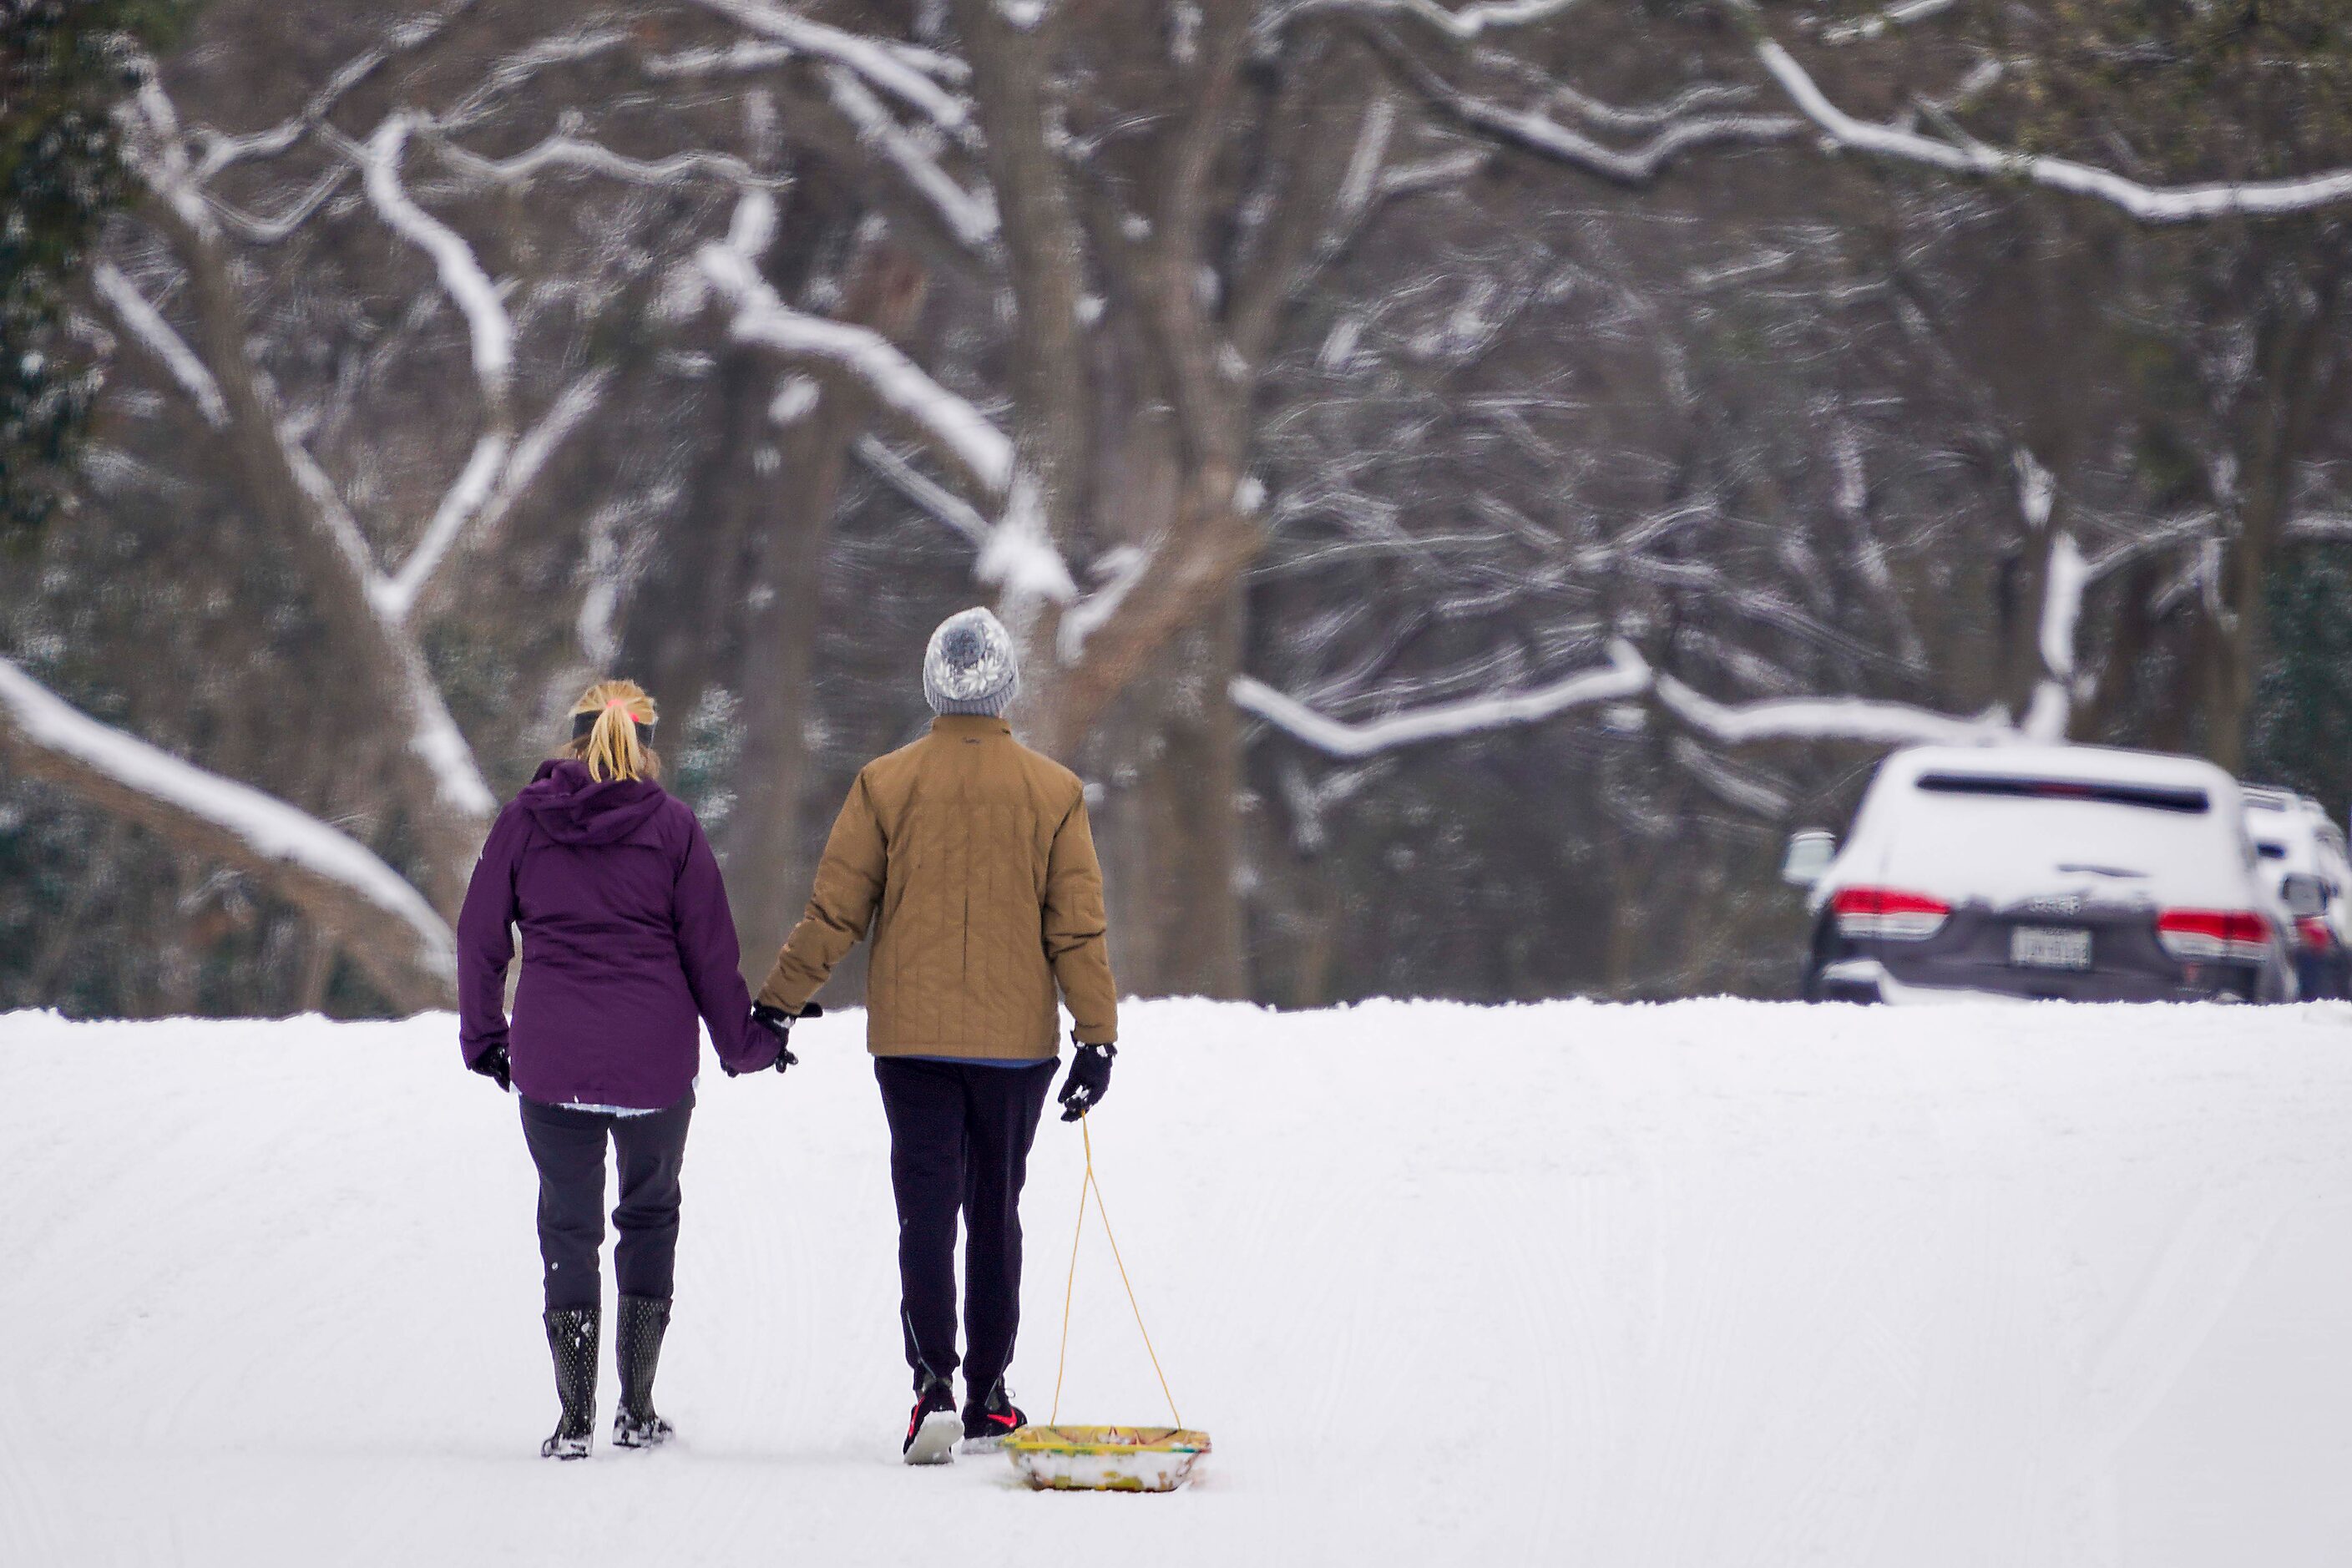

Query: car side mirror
[1782,829,1837,888]
[2282,873,2329,918]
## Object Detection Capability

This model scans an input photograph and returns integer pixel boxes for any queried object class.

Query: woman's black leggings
[518,1091,694,1310]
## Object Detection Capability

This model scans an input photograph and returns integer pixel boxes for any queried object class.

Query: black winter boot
[961,1376,1026,1452]
[903,1368,961,1465]
[612,1295,675,1449]
[541,1306,599,1459]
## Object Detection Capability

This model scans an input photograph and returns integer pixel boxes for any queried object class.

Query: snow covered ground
[4,999,2350,1566]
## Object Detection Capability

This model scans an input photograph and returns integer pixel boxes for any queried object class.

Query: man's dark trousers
[875,1056,1057,1395]
[518,1091,694,1310]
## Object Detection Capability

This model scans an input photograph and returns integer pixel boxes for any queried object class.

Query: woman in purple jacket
[457,680,793,1459]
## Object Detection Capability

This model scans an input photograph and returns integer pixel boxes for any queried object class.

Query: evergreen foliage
[0,0,188,545]
[2248,547,2352,820]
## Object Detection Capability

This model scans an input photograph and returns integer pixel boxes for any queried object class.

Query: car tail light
[1832,886,1951,941]
[2156,909,2273,964]
[2294,916,2336,953]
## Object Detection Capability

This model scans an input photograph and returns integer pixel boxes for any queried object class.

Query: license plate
[2011,926,2092,969]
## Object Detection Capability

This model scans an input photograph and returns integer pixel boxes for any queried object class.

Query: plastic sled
[1003,1424,1211,1493]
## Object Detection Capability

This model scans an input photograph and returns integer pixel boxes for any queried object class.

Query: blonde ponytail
[564,679,660,782]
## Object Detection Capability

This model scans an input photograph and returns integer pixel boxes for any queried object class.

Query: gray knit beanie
[923,607,1019,717]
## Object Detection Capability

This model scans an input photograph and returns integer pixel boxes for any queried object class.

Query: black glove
[468,1041,511,1092]
[1057,1039,1115,1121]
[750,1001,822,1074]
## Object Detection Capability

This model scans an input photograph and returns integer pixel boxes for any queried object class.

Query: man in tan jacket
[751,606,1117,1465]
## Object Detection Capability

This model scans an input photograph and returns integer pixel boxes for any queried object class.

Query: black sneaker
[903,1371,960,1465]
[961,1377,1026,1453]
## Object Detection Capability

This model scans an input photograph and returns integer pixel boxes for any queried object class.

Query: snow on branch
[375,436,510,622]
[2285,513,2352,540]
[124,79,220,240]
[645,39,800,78]
[91,263,228,427]
[855,435,992,547]
[475,371,610,529]
[1273,0,1586,43]
[436,27,635,133]
[688,0,974,138]
[376,370,612,623]
[1748,28,2352,221]
[1058,546,1153,663]
[432,130,785,190]
[1368,34,1801,187]
[2037,532,2088,683]
[361,116,513,416]
[265,415,495,819]
[207,164,356,245]
[854,439,1089,615]
[1234,640,1651,759]
[1652,670,2016,749]
[974,473,1080,609]
[1816,0,1954,46]
[822,67,999,250]
[2021,531,2090,742]
[0,660,455,1008]
[707,198,1075,609]
[1242,625,2051,771]
[699,193,1014,495]
[185,7,472,180]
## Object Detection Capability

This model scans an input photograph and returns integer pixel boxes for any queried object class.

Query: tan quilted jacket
[756,716,1118,1058]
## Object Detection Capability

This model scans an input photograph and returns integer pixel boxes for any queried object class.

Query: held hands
[749,1001,823,1074]
[468,1042,511,1092]
[1057,1039,1115,1121]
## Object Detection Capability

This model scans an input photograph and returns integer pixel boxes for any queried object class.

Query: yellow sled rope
[1005,1115,1209,1493]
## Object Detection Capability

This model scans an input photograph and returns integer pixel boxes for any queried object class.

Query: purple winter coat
[457,759,776,1108]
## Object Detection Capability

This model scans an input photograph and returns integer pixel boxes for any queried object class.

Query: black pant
[875,1057,1057,1396]
[518,1091,694,1311]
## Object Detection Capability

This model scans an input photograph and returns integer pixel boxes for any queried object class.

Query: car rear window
[1914,773,2211,814]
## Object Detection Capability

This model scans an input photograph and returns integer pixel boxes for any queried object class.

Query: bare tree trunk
[2198,530,2264,777]
[2198,284,2344,773]
[622,343,776,714]
[948,0,1094,539]
[1087,581,1249,998]
[291,926,340,1015]
[2082,558,2163,743]
[1044,354,1255,998]
[1995,524,2056,721]
[724,245,933,984]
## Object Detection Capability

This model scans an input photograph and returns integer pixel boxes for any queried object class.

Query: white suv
[2241,786,2351,999]
[1784,743,2296,1004]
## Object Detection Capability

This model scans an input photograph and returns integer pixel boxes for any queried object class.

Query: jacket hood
[518,758,669,846]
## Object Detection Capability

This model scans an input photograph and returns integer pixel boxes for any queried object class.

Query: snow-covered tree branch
[1743,21,2352,222]
[699,193,1014,498]
[1363,30,1801,186]
[0,661,455,1011]
[1234,640,1651,758]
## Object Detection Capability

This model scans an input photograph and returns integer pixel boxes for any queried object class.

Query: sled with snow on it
[1002,1424,1211,1493]
[1024,1115,1207,1492]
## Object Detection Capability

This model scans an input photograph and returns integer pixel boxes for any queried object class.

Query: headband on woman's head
[571,709,655,745]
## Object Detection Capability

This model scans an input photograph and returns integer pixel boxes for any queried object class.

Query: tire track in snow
[8,1004,2352,1565]
[2072,1182,2297,1563]
[0,1370,65,1565]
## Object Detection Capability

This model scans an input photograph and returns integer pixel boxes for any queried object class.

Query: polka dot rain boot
[611,1295,675,1449]
[541,1306,599,1459]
